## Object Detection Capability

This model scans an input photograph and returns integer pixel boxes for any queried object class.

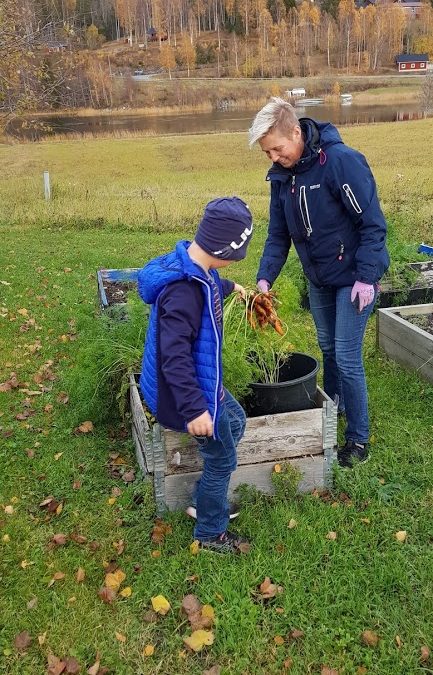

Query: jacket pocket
[299,185,313,237]
[342,183,362,214]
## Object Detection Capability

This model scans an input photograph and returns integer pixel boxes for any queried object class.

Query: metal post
[43,171,51,200]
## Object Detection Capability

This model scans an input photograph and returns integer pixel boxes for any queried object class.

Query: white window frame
[401,63,406,69]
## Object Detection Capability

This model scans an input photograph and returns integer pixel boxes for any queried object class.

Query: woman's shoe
[337,440,369,468]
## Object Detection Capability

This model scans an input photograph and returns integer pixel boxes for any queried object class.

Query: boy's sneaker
[337,440,369,469]
[198,531,251,554]
[185,504,240,521]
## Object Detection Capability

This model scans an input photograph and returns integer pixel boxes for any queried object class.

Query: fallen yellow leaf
[183,629,214,652]
[190,539,200,555]
[288,519,298,529]
[4,505,14,515]
[274,635,285,645]
[274,464,282,473]
[3,534,10,542]
[105,569,126,592]
[115,632,126,643]
[119,586,132,598]
[326,531,337,541]
[143,645,155,657]
[395,530,407,543]
[107,497,116,506]
[75,567,85,583]
[151,595,171,615]
[201,605,215,621]
[54,452,63,461]
[151,550,161,558]
[38,632,47,645]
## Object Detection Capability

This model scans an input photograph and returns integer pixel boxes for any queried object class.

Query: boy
[138,196,253,553]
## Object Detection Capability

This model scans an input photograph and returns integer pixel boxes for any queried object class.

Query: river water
[10,102,428,140]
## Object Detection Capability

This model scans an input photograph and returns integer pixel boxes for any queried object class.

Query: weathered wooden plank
[378,333,433,384]
[131,424,147,475]
[129,374,154,472]
[385,303,433,318]
[164,408,323,474]
[163,455,325,511]
[378,309,433,364]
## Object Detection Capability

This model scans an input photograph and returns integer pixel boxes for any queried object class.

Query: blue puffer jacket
[138,240,229,438]
[257,118,390,288]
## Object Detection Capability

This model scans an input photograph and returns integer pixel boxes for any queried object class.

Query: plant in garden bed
[222,280,296,402]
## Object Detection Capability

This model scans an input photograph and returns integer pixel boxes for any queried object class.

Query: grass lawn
[1,121,433,674]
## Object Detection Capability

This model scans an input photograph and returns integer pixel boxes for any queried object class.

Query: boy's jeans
[308,283,376,444]
[193,389,246,540]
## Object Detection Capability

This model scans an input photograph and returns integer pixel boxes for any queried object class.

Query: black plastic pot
[244,352,320,417]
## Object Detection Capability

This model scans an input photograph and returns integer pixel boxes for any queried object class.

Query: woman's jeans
[308,283,376,444]
[193,389,246,541]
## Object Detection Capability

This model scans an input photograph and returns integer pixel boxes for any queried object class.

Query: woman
[249,97,389,468]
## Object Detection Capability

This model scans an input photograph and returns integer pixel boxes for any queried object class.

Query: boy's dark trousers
[193,389,246,540]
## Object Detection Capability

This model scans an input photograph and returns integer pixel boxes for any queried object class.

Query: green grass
[1,122,433,674]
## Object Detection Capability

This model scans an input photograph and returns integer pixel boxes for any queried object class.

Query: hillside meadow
[0,120,433,674]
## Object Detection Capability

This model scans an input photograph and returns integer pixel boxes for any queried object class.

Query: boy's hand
[187,411,213,437]
[233,283,246,299]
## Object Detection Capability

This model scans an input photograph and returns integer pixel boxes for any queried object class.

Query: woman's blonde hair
[248,97,300,147]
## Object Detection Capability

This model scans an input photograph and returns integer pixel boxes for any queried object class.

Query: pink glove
[351,281,375,312]
[257,279,270,293]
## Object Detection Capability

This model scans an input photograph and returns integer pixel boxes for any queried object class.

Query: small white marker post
[43,171,51,200]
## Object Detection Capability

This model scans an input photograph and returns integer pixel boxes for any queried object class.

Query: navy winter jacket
[138,241,234,438]
[257,118,390,288]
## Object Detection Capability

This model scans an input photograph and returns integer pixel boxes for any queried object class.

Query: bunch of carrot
[245,291,285,335]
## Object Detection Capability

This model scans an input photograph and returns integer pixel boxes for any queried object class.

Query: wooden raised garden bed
[377,303,433,385]
[97,268,139,316]
[129,374,337,514]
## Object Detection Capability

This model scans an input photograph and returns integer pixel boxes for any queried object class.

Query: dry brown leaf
[321,667,339,675]
[98,586,116,604]
[69,533,87,545]
[274,635,285,645]
[288,628,305,640]
[51,533,68,546]
[87,654,100,675]
[13,630,32,653]
[75,420,94,434]
[257,577,284,600]
[183,629,214,652]
[122,470,135,483]
[283,658,293,670]
[143,645,155,657]
[326,531,338,541]
[27,596,38,610]
[203,667,221,675]
[395,635,402,648]
[38,632,47,645]
[65,657,80,674]
[420,645,431,662]
[115,631,126,643]
[181,594,202,617]
[76,567,85,583]
[151,518,172,543]
[395,530,407,542]
[361,630,379,647]
[48,571,65,587]
[47,654,67,675]
[4,505,14,515]
[288,519,298,529]
[143,610,158,623]
[151,594,171,615]
[112,539,125,555]
[151,550,161,558]
[356,667,368,675]
[57,392,69,405]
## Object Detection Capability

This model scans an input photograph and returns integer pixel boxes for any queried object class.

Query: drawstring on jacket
[319,148,327,166]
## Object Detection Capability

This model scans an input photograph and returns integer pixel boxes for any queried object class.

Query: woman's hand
[187,411,213,437]
[233,283,246,299]
[351,281,375,312]
[257,279,270,293]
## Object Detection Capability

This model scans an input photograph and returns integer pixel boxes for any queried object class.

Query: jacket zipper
[299,185,313,238]
[342,183,362,214]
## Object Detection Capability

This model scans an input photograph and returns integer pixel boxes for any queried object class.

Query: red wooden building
[395,53,429,73]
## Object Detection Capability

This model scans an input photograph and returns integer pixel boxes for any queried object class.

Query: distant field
[1,118,432,250]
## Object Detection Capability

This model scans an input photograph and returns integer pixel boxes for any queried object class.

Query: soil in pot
[244,352,320,417]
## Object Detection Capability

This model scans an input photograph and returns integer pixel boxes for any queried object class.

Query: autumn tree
[159,43,176,78]
[178,33,196,76]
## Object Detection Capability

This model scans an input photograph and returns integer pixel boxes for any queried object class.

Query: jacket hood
[267,118,343,180]
[138,240,208,304]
